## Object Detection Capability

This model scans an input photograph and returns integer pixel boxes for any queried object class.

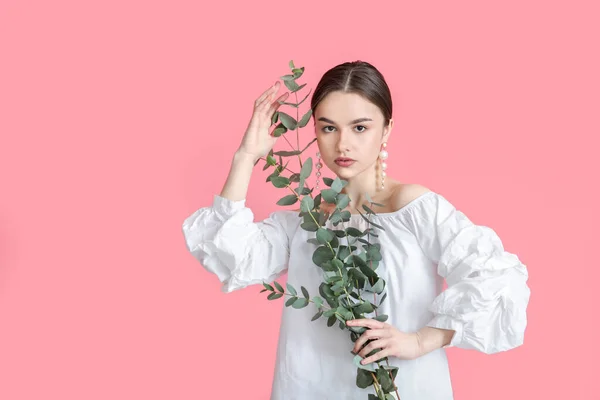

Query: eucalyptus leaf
[262,283,274,291]
[378,292,387,306]
[301,196,315,212]
[292,67,304,78]
[292,298,309,309]
[283,78,300,92]
[278,112,297,130]
[297,89,312,107]
[356,367,375,388]
[271,111,279,125]
[362,204,376,215]
[285,296,297,307]
[289,173,300,182]
[354,301,375,314]
[286,283,297,296]
[327,315,337,327]
[354,355,377,372]
[301,286,310,299]
[273,281,284,293]
[267,292,283,300]
[311,310,323,321]
[271,176,290,188]
[312,246,334,266]
[377,367,395,392]
[371,278,384,294]
[367,245,382,261]
[301,221,319,232]
[322,177,334,187]
[323,309,336,317]
[300,157,313,180]
[374,314,389,322]
[272,123,287,137]
[336,193,350,210]
[276,194,298,206]
[316,228,334,244]
[298,109,312,128]
[273,149,301,157]
[346,227,364,237]
[312,296,324,308]
[331,177,343,193]
[321,189,337,203]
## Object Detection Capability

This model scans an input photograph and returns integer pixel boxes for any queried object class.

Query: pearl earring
[315,152,322,190]
[379,143,388,190]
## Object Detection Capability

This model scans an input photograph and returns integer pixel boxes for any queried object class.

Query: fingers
[357,338,389,359]
[361,348,392,366]
[268,92,290,113]
[347,318,387,330]
[352,328,388,354]
[255,81,280,107]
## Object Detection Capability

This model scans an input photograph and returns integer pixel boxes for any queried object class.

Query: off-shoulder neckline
[281,190,436,219]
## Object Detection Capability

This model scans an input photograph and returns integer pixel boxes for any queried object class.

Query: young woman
[182,61,531,399]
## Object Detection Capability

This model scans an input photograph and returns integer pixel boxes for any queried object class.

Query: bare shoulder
[390,183,433,212]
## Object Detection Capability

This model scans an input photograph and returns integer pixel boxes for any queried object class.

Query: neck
[339,165,382,212]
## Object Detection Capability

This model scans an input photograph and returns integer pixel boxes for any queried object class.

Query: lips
[334,158,356,167]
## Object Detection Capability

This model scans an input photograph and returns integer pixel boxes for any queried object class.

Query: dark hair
[310,60,393,127]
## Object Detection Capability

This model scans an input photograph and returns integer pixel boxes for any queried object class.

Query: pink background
[1,0,598,399]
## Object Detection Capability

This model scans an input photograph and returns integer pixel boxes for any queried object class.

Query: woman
[182,61,531,399]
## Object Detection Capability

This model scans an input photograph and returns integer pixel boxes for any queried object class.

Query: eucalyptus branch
[257,60,400,400]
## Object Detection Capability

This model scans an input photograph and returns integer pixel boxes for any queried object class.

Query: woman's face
[314,91,392,181]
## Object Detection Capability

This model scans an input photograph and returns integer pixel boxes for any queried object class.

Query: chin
[330,167,355,180]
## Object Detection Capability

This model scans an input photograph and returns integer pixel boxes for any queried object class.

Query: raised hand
[237,81,290,163]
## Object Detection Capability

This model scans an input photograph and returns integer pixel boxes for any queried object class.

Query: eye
[321,125,368,133]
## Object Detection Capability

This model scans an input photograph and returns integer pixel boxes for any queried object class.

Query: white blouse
[182,190,531,400]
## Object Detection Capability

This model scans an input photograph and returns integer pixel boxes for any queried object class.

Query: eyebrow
[317,117,373,125]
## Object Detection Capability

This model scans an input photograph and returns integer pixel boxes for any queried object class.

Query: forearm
[219,151,257,202]
[416,326,456,355]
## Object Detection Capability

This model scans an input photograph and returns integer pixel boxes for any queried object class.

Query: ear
[382,118,393,144]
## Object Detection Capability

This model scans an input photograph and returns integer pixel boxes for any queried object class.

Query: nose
[335,129,351,153]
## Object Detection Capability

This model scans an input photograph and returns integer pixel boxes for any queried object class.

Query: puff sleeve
[399,192,531,354]
[182,195,292,293]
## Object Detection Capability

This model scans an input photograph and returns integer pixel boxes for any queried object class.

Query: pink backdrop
[1,0,598,399]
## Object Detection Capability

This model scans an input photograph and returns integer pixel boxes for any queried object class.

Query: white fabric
[182,191,531,400]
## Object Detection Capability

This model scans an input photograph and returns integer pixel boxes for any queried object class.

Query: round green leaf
[292,298,309,309]
[312,246,334,266]
[316,228,334,244]
[301,196,314,212]
[321,189,337,203]
[336,194,350,210]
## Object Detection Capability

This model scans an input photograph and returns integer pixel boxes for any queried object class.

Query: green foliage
[258,60,397,399]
